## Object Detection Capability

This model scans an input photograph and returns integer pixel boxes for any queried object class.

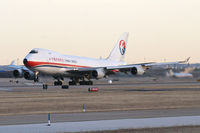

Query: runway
[1,115,200,133]
[1,77,200,92]
[1,77,200,132]
[1,108,200,125]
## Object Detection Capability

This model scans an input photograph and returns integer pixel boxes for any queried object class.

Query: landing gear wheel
[88,81,93,85]
[43,84,48,90]
[79,81,86,85]
[79,81,93,85]
[54,81,63,86]
[34,76,39,82]
[61,85,69,89]
[54,81,58,86]
[69,81,77,85]
[85,81,90,85]
[34,72,39,82]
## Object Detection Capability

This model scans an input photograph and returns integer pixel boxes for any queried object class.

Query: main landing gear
[43,83,69,90]
[61,85,69,89]
[68,79,93,85]
[43,78,69,90]
[54,79,69,89]
[68,77,93,85]
[43,77,93,90]
[69,80,93,85]
[69,81,77,85]
[79,81,93,85]
[54,80,63,86]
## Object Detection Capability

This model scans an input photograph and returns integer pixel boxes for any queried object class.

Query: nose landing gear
[34,72,39,82]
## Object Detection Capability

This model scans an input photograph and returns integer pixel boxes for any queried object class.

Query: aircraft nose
[23,58,28,65]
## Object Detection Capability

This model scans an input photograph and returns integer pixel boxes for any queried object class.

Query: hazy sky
[0,0,200,65]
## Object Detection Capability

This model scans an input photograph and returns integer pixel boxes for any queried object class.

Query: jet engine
[13,69,23,78]
[131,66,145,75]
[24,71,35,80]
[92,68,105,79]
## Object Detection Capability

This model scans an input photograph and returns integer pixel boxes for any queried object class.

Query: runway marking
[0,116,200,133]
[0,88,12,91]
[24,83,43,86]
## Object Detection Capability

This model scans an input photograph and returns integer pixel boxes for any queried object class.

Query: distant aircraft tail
[107,32,129,62]
[10,60,15,66]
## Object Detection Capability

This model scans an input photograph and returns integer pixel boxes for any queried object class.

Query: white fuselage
[24,48,126,76]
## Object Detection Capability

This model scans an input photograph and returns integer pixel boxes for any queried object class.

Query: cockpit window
[29,50,38,54]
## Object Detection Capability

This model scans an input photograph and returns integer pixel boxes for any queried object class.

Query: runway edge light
[48,113,51,126]
[83,104,86,112]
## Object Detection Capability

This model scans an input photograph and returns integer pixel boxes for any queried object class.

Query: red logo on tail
[119,40,126,55]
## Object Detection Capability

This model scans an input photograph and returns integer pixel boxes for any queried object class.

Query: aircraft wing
[66,57,190,77]
[0,62,31,78]
[107,57,190,70]
[144,57,190,67]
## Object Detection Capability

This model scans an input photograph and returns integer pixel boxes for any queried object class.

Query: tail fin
[10,60,15,66]
[107,32,129,62]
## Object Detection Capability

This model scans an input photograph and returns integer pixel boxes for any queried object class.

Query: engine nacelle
[13,69,23,78]
[92,68,105,79]
[24,71,35,80]
[131,66,145,75]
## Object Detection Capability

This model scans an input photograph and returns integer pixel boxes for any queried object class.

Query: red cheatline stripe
[26,61,91,68]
